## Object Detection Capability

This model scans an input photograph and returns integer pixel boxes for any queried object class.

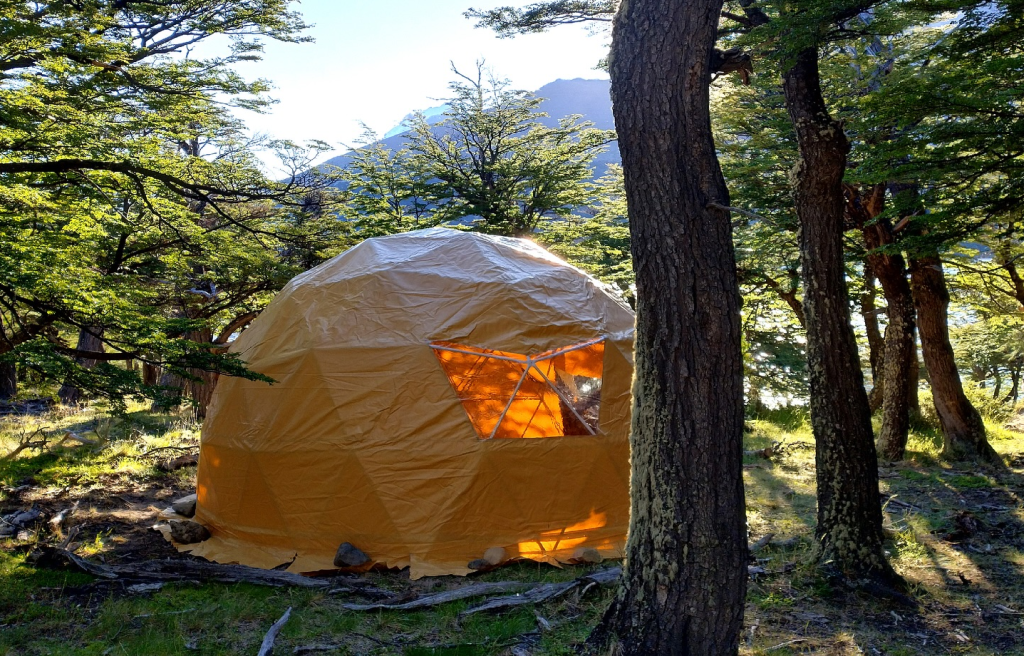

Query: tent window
[431,339,604,439]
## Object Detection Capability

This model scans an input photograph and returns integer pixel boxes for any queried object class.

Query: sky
[201,1,611,169]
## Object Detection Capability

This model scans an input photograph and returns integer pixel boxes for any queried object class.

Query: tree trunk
[909,251,1000,462]
[781,48,898,584]
[0,362,16,400]
[184,326,218,420]
[151,368,185,412]
[594,0,747,652]
[58,327,104,405]
[1004,361,1021,404]
[142,363,160,387]
[863,223,915,461]
[861,265,885,412]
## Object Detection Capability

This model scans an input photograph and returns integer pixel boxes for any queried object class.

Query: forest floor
[1,402,1024,655]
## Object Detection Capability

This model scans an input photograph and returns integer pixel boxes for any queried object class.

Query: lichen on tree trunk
[593,0,748,652]
[862,227,915,461]
[781,48,899,584]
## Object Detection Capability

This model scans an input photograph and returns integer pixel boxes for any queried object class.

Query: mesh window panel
[431,340,604,439]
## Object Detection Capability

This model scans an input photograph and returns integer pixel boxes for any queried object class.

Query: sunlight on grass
[2,401,1023,654]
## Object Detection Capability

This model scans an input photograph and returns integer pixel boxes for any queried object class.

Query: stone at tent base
[469,546,510,571]
[171,494,197,518]
[571,547,603,564]
[483,546,508,566]
[334,542,370,568]
[170,520,210,544]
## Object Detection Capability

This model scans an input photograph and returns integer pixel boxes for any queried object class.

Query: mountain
[317,78,617,176]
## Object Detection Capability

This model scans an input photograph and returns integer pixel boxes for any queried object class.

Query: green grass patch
[947,474,992,489]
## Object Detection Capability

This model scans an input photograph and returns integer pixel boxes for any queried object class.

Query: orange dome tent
[184,228,634,578]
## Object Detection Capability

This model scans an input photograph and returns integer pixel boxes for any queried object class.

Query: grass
[2,402,1024,655]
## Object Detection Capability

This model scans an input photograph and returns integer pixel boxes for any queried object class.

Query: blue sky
[204,1,611,168]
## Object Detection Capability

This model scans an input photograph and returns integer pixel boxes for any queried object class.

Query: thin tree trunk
[0,362,15,400]
[909,251,1000,463]
[58,327,104,405]
[781,48,898,584]
[861,265,885,412]
[1004,361,1021,404]
[151,368,185,412]
[594,0,747,652]
[142,363,160,387]
[184,326,217,420]
[863,224,915,461]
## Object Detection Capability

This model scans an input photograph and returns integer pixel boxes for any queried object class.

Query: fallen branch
[765,638,806,652]
[2,428,49,461]
[744,440,791,461]
[881,495,921,512]
[142,445,197,456]
[460,567,620,616]
[59,431,100,446]
[293,645,342,655]
[49,502,79,530]
[749,533,775,554]
[341,580,533,612]
[29,547,332,588]
[257,607,292,656]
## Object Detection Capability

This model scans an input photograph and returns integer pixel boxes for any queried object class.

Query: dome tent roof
[183,228,635,578]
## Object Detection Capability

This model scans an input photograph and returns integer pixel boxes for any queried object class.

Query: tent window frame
[430,338,604,440]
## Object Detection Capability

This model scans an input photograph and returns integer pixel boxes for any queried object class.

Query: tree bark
[781,48,898,584]
[861,265,885,412]
[57,327,104,405]
[909,251,1000,462]
[142,363,160,387]
[862,221,915,461]
[0,362,16,400]
[184,326,217,420]
[594,0,747,652]
[1004,360,1021,404]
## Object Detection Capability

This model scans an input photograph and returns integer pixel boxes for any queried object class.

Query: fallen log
[29,546,332,588]
[340,580,533,612]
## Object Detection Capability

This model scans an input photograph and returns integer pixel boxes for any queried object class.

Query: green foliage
[0,1,347,408]
[405,65,613,237]
[537,164,633,302]
[339,128,437,237]
[464,1,617,37]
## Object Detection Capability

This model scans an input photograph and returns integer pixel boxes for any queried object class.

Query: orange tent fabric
[183,228,635,578]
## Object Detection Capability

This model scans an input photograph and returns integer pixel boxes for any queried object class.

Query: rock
[171,494,198,518]
[169,520,210,544]
[468,559,490,570]
[571,547,603,564]
[483,546,508,566]
[333,542,370,568]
